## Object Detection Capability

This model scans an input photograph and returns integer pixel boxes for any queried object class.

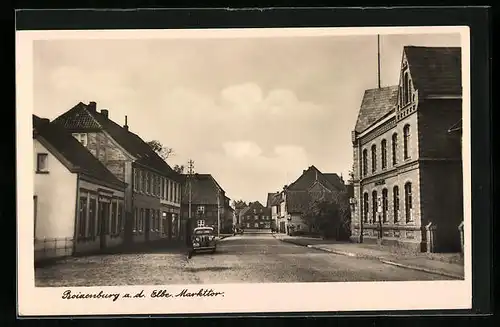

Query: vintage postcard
[17,25,471,316]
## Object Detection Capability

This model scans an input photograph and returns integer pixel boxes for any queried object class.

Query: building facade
[52,102,183,245]
[240,201,272,229]
[350,46,463,253]
[181,173,231,235]
[33,115,127,262]
[267,192,282,231]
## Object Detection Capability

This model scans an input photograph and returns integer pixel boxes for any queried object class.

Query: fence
[34,237,74,262]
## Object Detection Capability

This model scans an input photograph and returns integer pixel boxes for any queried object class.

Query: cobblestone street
[35,232,454,287]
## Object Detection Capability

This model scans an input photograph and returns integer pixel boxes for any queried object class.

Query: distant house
[267,192,282,231]
[350,46,463,253]
[280,166,348,235]
[33,115,127,262]
[52,102,183,245]
[240,201,272,229]
[181,173,231,234]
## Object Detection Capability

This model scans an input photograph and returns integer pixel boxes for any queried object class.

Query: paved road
[35,233,452,287]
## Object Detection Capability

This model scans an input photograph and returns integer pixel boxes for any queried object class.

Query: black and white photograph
[17,25,471,316]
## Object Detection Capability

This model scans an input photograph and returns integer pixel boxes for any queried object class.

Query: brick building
[52,102,183,245]
[181,173,231,234]
[33,115,127,261]
[270,166,347,235]
[240,201,272,229]
[350,46,463,253]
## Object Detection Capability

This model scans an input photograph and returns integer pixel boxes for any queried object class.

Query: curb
[273,239,464,279]
[308,244,463,279]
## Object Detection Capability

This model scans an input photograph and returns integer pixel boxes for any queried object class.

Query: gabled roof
[354,86,399,133]
[285,190,342,214]
[404,46,462,98]
[287,166,346,192]
[240,201,271,216]
[52,102,181,181]
[33,115,126,190]
[180,173,225,205]
[266,192,282,207]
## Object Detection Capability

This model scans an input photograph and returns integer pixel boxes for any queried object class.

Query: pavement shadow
[184,267,232,273]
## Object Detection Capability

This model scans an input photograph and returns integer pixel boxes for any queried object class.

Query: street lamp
[349,197,361,243]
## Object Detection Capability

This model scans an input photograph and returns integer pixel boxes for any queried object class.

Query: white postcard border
[16,25,472,316]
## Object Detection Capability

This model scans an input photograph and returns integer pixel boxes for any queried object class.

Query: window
[362,149,368,177]
[78,197,87,239]
[393,186,400,223]
[149,173,154,194]
[372,190,378,223]
[405,182,413,222]
[139,170,144,193]
[161,177,165,199]
[88,198,96,238]
[403,124,411,159]
[36,153,48,172]
[363,193,369,223]
[133,169,138,192]
[381,139,387,169]
[72,133,88,146]
[134,208,138,232]
[246,223,250,228]
[111,201,117,234]
[392,134,398,165]
[382,189,388,223]
[371,145,377,173]
[140,208,145,232]
[197,219,205,227]
[254,223,259,228]
[168,180,172,202]
[157,209,161,231]
[151,210,155,231]
[197,205,205,215]
[254,215,258,220]
[253,209,257,214]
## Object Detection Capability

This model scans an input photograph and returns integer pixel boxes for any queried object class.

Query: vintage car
[191,227,217,253]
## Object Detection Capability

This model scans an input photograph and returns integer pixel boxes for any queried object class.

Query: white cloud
[223,141,263,158]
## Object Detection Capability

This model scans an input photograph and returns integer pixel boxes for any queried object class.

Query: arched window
[381,139,387,169]
[382,188,388,223]
[371,144,377,173]
[392,133,398,165]
[362,149,368,177]
[403,124,411,159]
[372,190,378,223]
[393,186,400,223]
[404,182,413,222]
[363,192,369,223]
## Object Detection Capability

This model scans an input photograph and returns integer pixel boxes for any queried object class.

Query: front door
[98,202,109,250]
[145,209,151,242]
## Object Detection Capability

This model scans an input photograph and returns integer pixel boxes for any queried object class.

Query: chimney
[101,109,109,119]
[123,115,129,131]
[88,101,97,111]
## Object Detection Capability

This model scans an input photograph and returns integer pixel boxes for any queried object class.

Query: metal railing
[34,237,73,262]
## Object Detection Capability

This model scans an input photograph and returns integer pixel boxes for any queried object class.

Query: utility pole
[377,34,381,89]
[187,160,195,238]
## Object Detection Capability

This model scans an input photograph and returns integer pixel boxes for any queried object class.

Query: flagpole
[377,34,381,88]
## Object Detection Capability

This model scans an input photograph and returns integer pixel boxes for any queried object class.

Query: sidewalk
[273,233,464,279]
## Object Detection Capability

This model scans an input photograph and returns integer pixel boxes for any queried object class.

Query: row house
[33,115,127,262]
[350,46,463,253]
[180,173,231,235]
[240,201,272,229]
[52,102,183,245]
[270,166,348,235]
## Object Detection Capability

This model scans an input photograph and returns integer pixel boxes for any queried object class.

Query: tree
[173,164,184,174]
[147,140,174,161]
[302,191,351,240]
[232,200,247,209]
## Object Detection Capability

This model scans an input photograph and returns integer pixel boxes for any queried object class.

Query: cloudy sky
[33,31,460,204]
